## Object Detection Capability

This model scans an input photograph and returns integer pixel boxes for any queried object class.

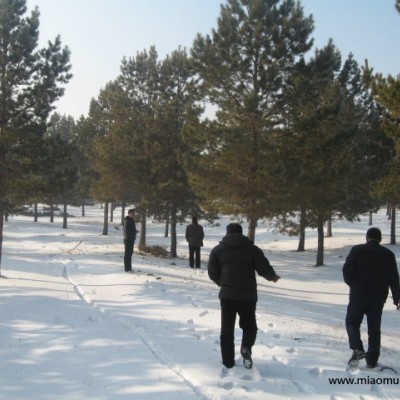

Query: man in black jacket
[343,227,400,368]
[208,223,280,369]
[123,208,137,272]
[185,216,205,268]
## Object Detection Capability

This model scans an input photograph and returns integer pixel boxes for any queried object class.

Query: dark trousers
[124,240,134,271]
[220,298,258,367]
[189,245,201,268]
[345,296,384,365]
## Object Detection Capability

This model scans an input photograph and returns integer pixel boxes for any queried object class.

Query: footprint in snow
[220,367,234,378]
[220,381,235,391]
[308,367,322,377]
[272,355,288,365]
[199,310,209,317]
[273,333,281,339]
[240,384,259,393]
[330,395,344,400]
[292,379,314,394]
[286,347,296,354]
[219,368,260,393]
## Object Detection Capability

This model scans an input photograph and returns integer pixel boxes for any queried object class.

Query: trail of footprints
[153,276,318,396]
[63,262,395,399]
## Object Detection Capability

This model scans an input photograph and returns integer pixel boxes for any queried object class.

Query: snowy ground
[1,206,399,400]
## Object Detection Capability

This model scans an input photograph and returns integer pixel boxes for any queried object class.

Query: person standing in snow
[343,227,400,368]
[208,223,280,369]
[185,216,205,269]
[123,208,138,273]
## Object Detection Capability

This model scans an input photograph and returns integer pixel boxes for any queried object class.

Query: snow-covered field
[1,206,399,400]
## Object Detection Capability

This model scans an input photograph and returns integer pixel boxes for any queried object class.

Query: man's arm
[254,247,280,282]
[342,248,356,285]
[388,254,400,307]
[207,249,221,286]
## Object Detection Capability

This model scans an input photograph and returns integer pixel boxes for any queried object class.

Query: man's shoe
[223,361,235,369]
[348,349,365,367]
[366,361,378,369]
[241,347,253,369]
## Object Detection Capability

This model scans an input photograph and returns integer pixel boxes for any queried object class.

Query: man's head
[128,208,135,218]
[366,227,382,243]
[226,223,243,235]
[192,216,198,224]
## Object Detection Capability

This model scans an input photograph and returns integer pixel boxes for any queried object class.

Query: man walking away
[123,208,137,273]
[208,223,280,369]
[343,227,400,368]
[185,216,205,269]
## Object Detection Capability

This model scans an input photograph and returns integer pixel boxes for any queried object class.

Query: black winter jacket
[123,216,137,242]
[185,223,205,247]
[208,233,278,302]
[343,240,400,305]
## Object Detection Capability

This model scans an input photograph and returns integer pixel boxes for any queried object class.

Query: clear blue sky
[25,0,400,120]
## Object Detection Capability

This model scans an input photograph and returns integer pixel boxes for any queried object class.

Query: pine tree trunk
[0,155,4,274]
[316,216,324,266]
[110,203,114,222]
[390,206,396,245]
[0,206,4,276]
[63,203,67,229]
[165,211,170,238]
[326,215,332,237]
[139,211,146,247]
[369,211,372,226]
[247,215,257,242]
[50,204,54,223]
[102,202,109,235]
[297,207,306,252]
[82,203,85,217]
[120,205,125,226]
[170,205,177,258]
[34,203,38,222]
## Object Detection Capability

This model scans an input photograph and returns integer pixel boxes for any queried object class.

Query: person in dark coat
[343,227,400,368]
[208,223,280,369]
[185,216,205,269]
[123,208,137,272]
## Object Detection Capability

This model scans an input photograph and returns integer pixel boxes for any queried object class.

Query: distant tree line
[1,0,400,269]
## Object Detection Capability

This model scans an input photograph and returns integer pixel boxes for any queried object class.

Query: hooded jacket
[343,240,400,305]
[208,233,278,302]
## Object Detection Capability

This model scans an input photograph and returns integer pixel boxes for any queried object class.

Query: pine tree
[0,0,71,271]
[73,116,98,215]
[275,41,342,253]
[151,48,204,257]
[115,47,162,245]
[279,47,393,266]
[86,81,140,235]
[368,71,400,243]
[189,0,314,241]
[88,48,161,241]
[42,113,78,227]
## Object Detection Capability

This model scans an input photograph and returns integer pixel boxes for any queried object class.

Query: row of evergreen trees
[1,0,400,270]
